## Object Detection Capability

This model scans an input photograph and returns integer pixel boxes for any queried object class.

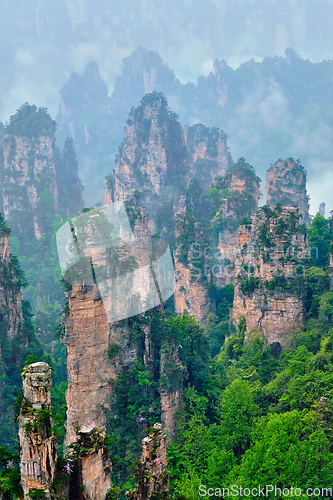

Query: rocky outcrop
[184,124,231,191]
[1,105,59,239]
[61,204,176,446]
[0,222,24,339]
[112,48,181,111]
[106,92,234,207]
[232,206,309,345]
[173,196,211,325]
[0,219,26,441]
[215,158,261,286]
[129,423,168,500]
[1,103,83,241]
[110,92,187,203]
[265,158,311,227]
[77,423,112,500]
[19,362,58,499]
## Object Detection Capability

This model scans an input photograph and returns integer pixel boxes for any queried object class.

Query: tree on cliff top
[5,104,56,138]
[308,213,332,267]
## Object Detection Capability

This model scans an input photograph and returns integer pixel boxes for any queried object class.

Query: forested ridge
[1,62,333,499]
[1,205,333,498]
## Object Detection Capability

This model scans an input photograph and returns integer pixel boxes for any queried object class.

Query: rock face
[19,362,58,499]
[61,204,178,448]
[106,92,232,206]
[232,206,309,345]
[173,196,211,325]
[78,424,112,500]
[0,219,26,441]
[0,103,83,241]
[0,223,24,339]
[184,124,231,191]
[62,280,119,445]
[129,423,168,500]
[111,92,187,202]
[265,158,311,227]
[215,158,261,287]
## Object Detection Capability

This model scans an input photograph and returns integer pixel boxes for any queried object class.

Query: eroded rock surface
[129,423,168,500]
[19,362,58,499]
[232,207,309,345]
[265,158,311,227]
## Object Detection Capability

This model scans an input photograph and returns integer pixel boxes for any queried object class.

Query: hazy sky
[2,0,333,123]
[2,0,333,214]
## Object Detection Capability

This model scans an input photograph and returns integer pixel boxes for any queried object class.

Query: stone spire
[18,362,58,499]
[129,423,169,500]
[265,158,311,227]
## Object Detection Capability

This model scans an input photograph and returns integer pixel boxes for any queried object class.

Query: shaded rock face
[0,227,24,340]
[265,158,311,227]
[112,48,180,111]
[173,196,211,325]
[1,106,59,240]
[19,362,58,500]
[232,207,309,345]
[0,104,83,242]
[111,92,187,202]
[215,160,261,287]
[184,124,231,191]
[78,424,112,500]
[130,423,168,500]
[0,224,25,439]
[106,92,232,207]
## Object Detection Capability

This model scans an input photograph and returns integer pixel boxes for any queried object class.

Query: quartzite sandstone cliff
[232,206,309,345]
[19,362,58,499]
[266,158,311,227]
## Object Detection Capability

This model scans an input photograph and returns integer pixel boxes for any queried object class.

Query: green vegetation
[0,446,23,498]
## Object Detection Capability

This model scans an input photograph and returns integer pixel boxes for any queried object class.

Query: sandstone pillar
[19,362,58,499]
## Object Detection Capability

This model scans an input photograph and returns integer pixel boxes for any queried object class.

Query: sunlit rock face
[19,362,58,500]
[265,158,311,227]
[61,205,177,447]
[232,207,309,346]
[78,423,112,500]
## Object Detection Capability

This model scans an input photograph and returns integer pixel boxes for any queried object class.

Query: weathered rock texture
[19,362,58,499]
[105,92,232,206]
[62,206,179,449]
[232,207,309,345]
[265,158,311,227]
[0,221,26,441]
[1,105,59,240]
[0,225,24,339]
[129,423,168,500]
[110,92,187,203]
[184,124,231,191]
[78,424,112,500]
[0,104,83,241]
[173,196,211,325]
[215,158,261,287]
[173,159,260,324]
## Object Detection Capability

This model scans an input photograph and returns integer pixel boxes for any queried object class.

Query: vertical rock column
[129,423,168,500]
[232,207,309,345]
[173,196,211,325]
[78,423,112,500]
[19,362,58,499]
